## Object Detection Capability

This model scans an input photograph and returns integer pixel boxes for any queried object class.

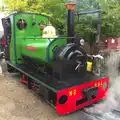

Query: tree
[1,0,66,34]
[97,0,120,38]
[1,0,120,40]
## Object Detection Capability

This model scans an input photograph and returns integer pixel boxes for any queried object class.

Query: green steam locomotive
[1,2,109,115]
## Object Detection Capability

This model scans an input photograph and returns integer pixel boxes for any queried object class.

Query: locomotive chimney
[65,1,76,43]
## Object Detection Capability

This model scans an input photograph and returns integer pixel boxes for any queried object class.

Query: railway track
[82,109,120,120]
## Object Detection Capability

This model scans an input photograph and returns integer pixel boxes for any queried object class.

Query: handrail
[75,10,102,16]
[23,36,76,39]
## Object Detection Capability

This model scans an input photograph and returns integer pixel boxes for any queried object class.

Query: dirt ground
[0,73,65,120]
[0,54,120,120]
[0,59,95,120]
[1,63,119,120]
[0,72,93,120]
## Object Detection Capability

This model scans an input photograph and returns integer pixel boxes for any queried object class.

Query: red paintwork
[20,74,39,91]
[20,74,28,84]
[20,74,109,115]
[107,39,118,49]
[56,77,109,115]
[26,46,37,51]
[1,36,6,46]
[104,38,120,51]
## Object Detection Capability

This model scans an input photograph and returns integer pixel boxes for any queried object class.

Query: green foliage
[74,0,100,44]
[1,0,66,34]
[76,0,100,11]
[98,0,120,37]
[1,0,28,12]
[1,0,120,41]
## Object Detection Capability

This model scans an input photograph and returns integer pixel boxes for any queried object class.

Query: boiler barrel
[21,37,67,63]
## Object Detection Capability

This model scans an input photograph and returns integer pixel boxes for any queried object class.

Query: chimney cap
[65,2,76,10]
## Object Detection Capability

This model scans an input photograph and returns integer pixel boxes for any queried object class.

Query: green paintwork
[4,12,67,64]
[9,15,16,64]
[15,12,49,64]
[21,37,67,63]
[6,12,49,64]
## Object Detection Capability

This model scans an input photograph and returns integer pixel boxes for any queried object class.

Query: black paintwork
[6,61,105,92]
[67,10,75,42]
[1,18,11,61]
